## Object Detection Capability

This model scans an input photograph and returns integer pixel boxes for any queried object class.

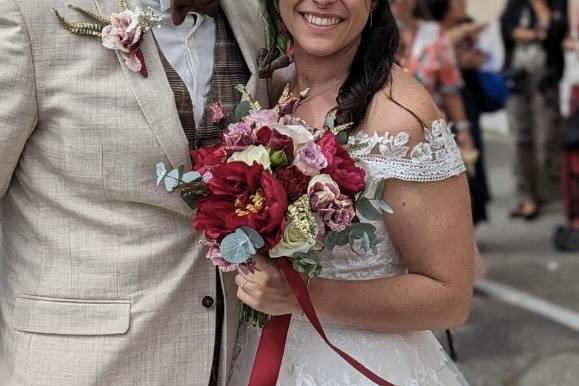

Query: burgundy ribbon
[248,257,396,386]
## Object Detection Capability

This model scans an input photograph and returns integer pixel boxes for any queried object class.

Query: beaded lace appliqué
[347,120,466,182]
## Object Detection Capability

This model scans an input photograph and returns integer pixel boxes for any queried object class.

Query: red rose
[255,127,294,162]
[190,144,228,175]
[317,132,366,195]
[274,166,311,202]
[192,161,287,249]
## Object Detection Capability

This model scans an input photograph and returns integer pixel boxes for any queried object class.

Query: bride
[228,0,474,384]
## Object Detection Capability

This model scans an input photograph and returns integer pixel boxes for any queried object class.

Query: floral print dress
[401,21,464,107]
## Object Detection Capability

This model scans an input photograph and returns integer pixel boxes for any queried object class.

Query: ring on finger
[241,279,249,292]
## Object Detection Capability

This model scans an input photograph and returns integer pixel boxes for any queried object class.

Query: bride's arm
[236,72,474,333]
[308,172,474,332]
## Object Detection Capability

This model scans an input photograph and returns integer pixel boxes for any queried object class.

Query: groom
[0,0,265,384]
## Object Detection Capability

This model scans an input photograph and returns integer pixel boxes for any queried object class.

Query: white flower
[228,145,271,170]
[269,221,317,258]
[271,123,314,149]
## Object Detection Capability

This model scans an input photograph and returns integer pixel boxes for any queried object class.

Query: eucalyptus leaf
[155,162,167,188]
[234,101,251,122]
[356,198,383,221]
[377,200,394,214]
[337,130,348,145]
[219,229,256,264]
[292,250,322,278]
[239,227,265,250]
[325,230,350,250]
[374,179,386,200]
[182,171,201,183]
[164,168,180,192]
[324,115,335,130]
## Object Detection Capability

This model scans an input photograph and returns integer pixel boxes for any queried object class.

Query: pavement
[446,130,579,386]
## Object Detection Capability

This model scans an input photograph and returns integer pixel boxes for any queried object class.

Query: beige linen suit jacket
[0,0,266,384]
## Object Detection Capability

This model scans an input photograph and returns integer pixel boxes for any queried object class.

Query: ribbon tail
[247,314,291,386]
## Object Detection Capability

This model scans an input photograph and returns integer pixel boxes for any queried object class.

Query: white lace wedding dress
[228,121,470,386]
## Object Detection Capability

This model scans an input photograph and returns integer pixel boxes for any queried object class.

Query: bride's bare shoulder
[364,65,444,136]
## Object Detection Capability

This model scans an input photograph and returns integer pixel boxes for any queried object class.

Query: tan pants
[506,70,562,201]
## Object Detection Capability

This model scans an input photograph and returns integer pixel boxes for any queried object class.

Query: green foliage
[54,9,103,37]
[291,250,322,278]
[325,223,381,255]
[67,4,110,25]
[234,101,251,122]
[219,227,265,265]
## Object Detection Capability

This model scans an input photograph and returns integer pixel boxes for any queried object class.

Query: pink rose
[244,109,280,128]
[293,141,328,177]
[308,175,355,232]
[101,10,142,54]
[210,103,225,124]
[308,175,340,211]
[223,121,254,148]
[319,194,355,232]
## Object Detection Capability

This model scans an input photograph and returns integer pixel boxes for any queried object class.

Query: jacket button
[202,296,215,309]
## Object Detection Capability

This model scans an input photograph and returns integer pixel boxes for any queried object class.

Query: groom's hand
[235,254,301,316]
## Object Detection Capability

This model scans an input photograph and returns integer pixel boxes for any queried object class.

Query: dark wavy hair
[423,0,450,21]
[263,0,400,131]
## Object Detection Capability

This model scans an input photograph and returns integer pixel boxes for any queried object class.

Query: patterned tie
[171,0,220,25]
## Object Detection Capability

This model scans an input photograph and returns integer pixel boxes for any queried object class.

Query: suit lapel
[94,0,191,170]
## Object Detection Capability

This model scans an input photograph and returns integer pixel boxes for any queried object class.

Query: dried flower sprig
[54,0,161,77]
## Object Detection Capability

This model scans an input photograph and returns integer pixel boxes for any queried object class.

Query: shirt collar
[159,0,171,12]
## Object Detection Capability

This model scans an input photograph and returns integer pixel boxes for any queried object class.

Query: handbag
[562,109,579,150]
[477,71,510,112]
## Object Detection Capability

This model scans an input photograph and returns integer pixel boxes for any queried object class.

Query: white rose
[228,145,271,170]
[271,123,314,149]
[269,221,317,258]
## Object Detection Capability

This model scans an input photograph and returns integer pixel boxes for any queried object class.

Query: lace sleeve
[348,120,466,182]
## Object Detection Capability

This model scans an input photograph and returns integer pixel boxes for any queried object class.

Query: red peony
[317,131,366,195]
[192,161,287,249]
[274,166,311,202]
[190,144,228,175]
[255,126,294,162]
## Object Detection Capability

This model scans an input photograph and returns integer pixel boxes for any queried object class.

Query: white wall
[468,0,506,22]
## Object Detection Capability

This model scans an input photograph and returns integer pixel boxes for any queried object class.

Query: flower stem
[240,304,268,328]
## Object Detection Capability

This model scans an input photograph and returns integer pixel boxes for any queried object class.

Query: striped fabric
[159,11,251,150]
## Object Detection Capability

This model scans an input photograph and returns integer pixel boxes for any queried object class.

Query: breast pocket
[13,295,131,336]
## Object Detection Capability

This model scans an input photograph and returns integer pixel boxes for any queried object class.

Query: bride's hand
[235,254,301,316]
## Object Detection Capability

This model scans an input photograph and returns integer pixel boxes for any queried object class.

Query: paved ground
[446,131,579,386]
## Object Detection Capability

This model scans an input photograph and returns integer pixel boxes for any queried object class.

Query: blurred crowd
[390,0,579,253]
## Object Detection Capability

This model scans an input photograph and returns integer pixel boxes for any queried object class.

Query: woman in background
[390,0,474,151]
[501,0,568,219]
[426,0,492,225]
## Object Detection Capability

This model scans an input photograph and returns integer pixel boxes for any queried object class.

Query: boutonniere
[55,0,160,77]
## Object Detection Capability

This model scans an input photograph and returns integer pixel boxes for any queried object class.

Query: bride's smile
[280,0,373,57]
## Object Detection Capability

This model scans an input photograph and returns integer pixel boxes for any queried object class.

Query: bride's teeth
[304,13,340,27]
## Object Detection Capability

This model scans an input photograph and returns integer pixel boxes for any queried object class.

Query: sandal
[510,200,540,220]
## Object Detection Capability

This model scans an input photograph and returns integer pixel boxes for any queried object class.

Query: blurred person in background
[392,0,486,282]
[501,0,568,220]
[390,0,475,152]
[426,0,495,226]
[554,0,579,250]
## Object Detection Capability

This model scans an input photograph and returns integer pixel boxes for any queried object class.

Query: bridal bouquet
[156,87,392,327]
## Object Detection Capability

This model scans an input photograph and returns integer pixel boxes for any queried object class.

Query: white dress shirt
[141,0,216,127]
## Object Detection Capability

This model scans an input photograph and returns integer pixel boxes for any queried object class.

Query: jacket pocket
[12,295,131,336]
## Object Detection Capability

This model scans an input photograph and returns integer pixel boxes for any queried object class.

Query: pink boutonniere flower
[55,2,160,77]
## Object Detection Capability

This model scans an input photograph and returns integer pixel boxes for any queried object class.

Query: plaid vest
[157,12,251,386]
[159,12,251,150]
